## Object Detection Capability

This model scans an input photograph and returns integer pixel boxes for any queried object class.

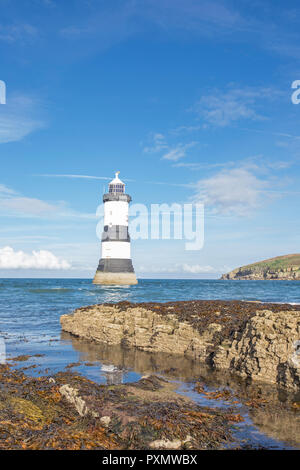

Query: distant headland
[221,254,300,280]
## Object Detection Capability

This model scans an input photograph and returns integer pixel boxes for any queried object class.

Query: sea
[0,278,300,449]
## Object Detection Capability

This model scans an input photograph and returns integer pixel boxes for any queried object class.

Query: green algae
[9,397,46,425]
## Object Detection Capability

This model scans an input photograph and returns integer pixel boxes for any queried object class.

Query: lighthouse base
[93,271,138,285]
[93,257,137,285]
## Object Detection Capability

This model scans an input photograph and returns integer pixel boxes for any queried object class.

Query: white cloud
[0,184,59,216]
[162,142,198,161]
[138,263,221,274]
[144,132,198,162]
[195,87,279,127]
[0,184,15,195]
[181,263,216,274]
[193,167,272,216]
[170,125,203,135]
[143,133,168,153]
[174,162,229,170]
[39,174,111,180]
[0,23,37,43]
[0,246,71,270]
[0,183,97,219]
[145,0,242,31]
[0,93,45,144]
[0,196,58,215]
[60,0,242,44]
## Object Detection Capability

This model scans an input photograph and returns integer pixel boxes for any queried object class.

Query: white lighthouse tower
[93,171,137,285]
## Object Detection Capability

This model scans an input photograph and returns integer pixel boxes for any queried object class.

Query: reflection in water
[248,406,300,448]
[61,331,206,381]
[61,331,300,448]
[183,367,300,449]
[100,364,124,385]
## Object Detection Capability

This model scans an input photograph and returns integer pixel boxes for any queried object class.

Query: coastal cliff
[60,300,300,390]
[221,254,300,280]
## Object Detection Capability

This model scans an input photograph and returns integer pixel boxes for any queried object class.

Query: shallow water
[0,278,300,449]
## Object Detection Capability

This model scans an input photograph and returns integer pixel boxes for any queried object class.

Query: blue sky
[0,0,300,278]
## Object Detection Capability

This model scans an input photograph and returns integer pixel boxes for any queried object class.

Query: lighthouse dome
[109,171,125,194]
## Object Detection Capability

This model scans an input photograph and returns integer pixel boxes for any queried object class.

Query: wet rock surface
[60,300,300,389]
[0,364,239,450]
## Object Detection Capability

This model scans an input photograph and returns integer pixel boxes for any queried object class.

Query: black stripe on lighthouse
[101,225,130,242]
[96,258,135,273]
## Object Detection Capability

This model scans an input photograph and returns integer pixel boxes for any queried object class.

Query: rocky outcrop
[60,301,300,390]
[61,304,222,358]
[221,267,300,280]
[213,310,300,389]
[221,254,300,280]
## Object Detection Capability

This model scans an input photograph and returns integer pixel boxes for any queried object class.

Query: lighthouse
[93,171,138,285]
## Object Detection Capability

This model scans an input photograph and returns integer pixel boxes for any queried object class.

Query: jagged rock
[60,305,219,358]
[213,310,300,389]
[149,438,182,449]
[100,416,111,426]
[59,384,99,418]
[60,301,300,390]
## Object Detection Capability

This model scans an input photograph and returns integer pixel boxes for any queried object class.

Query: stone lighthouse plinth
[93,172,138,285]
